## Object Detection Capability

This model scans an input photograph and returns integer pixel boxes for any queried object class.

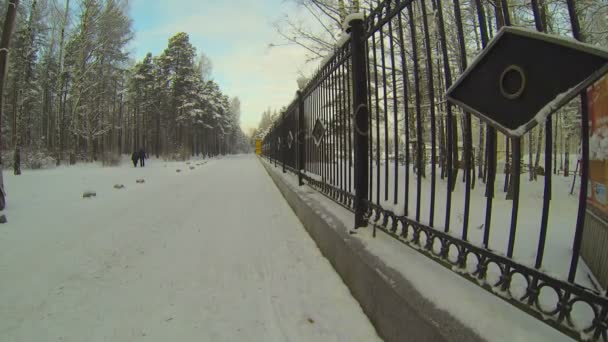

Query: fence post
[281,112,286,173]
[348,14,369,229]
[274,125,277,168]
[297,91,306,186]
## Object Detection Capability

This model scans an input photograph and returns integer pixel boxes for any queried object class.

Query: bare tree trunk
[0,0,19,209]
[110,78,116,155]
[14,0,38,175]
[504,136,510,192]
[141,94,146,152]
[15,32,30,174]
[534,126,544,179]
[494,0,505,28]
[460,114,466,182]
[55,0,69,165]
[553,115,558,174]
[560,116,564,174]
[528,130,534,181]
[438,113,446,179]
[483,128,489,182]
[132,105,137,152]
[155,106,160,158]
[477,120,484,179]
[87,129,94,162]
[485,3,494,37]
[118,78,124,154]
[190,126,195,157]
[14,91,23,175]
[451,117,459,190]
[506,138,515,200]
[564,134,570,177]
[469,2,481,51]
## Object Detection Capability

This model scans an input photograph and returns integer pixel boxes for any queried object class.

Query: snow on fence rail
[262,0,608,340]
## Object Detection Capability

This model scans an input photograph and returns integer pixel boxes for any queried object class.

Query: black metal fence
[262,0,608,340]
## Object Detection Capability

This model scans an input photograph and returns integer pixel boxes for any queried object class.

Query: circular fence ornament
[499,65,526,100]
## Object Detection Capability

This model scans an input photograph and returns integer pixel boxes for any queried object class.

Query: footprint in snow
[82,191,96,198]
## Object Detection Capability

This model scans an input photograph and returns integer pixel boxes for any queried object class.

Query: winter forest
[0,0,250,175]
[1,0,608,340]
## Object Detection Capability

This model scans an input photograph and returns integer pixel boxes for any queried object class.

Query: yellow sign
[255,139,262,155]
[588,74,608,217]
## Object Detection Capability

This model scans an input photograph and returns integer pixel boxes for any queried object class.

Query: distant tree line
[0,0,249,175]
[250,107,282,144]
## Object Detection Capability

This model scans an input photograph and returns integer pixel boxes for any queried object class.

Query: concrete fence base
[260,160,484,342]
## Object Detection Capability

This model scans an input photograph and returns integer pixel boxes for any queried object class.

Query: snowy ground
[0,155,380,342]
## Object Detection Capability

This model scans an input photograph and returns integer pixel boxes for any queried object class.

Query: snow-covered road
[0,155,380,342]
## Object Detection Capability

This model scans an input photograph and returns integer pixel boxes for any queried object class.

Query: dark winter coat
[131,152,139,162]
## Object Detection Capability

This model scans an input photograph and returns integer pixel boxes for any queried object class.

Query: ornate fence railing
[262,0,608,340]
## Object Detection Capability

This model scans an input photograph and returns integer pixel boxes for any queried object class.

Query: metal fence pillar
[349,15,369,229]
[281,112,286,173]
[297,91,306,186]
[274,126,277,168]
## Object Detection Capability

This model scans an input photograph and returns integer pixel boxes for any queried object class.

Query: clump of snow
[320,52,335,69]
[189,166,195,170]
[297,77,309,90]
[306,172,324,182]
[336,32,350,48]
[82,191,96,198]
[534,91,571,125]
[506,89,572,137]
[343,12,365,31]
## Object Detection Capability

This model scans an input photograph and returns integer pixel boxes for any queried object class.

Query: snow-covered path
[0,155,380,342]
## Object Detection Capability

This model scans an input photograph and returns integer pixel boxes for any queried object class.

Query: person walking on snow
[131,151,139,167]
[139,148,146,167]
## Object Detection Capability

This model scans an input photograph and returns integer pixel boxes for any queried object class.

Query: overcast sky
[129,0,318,134]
